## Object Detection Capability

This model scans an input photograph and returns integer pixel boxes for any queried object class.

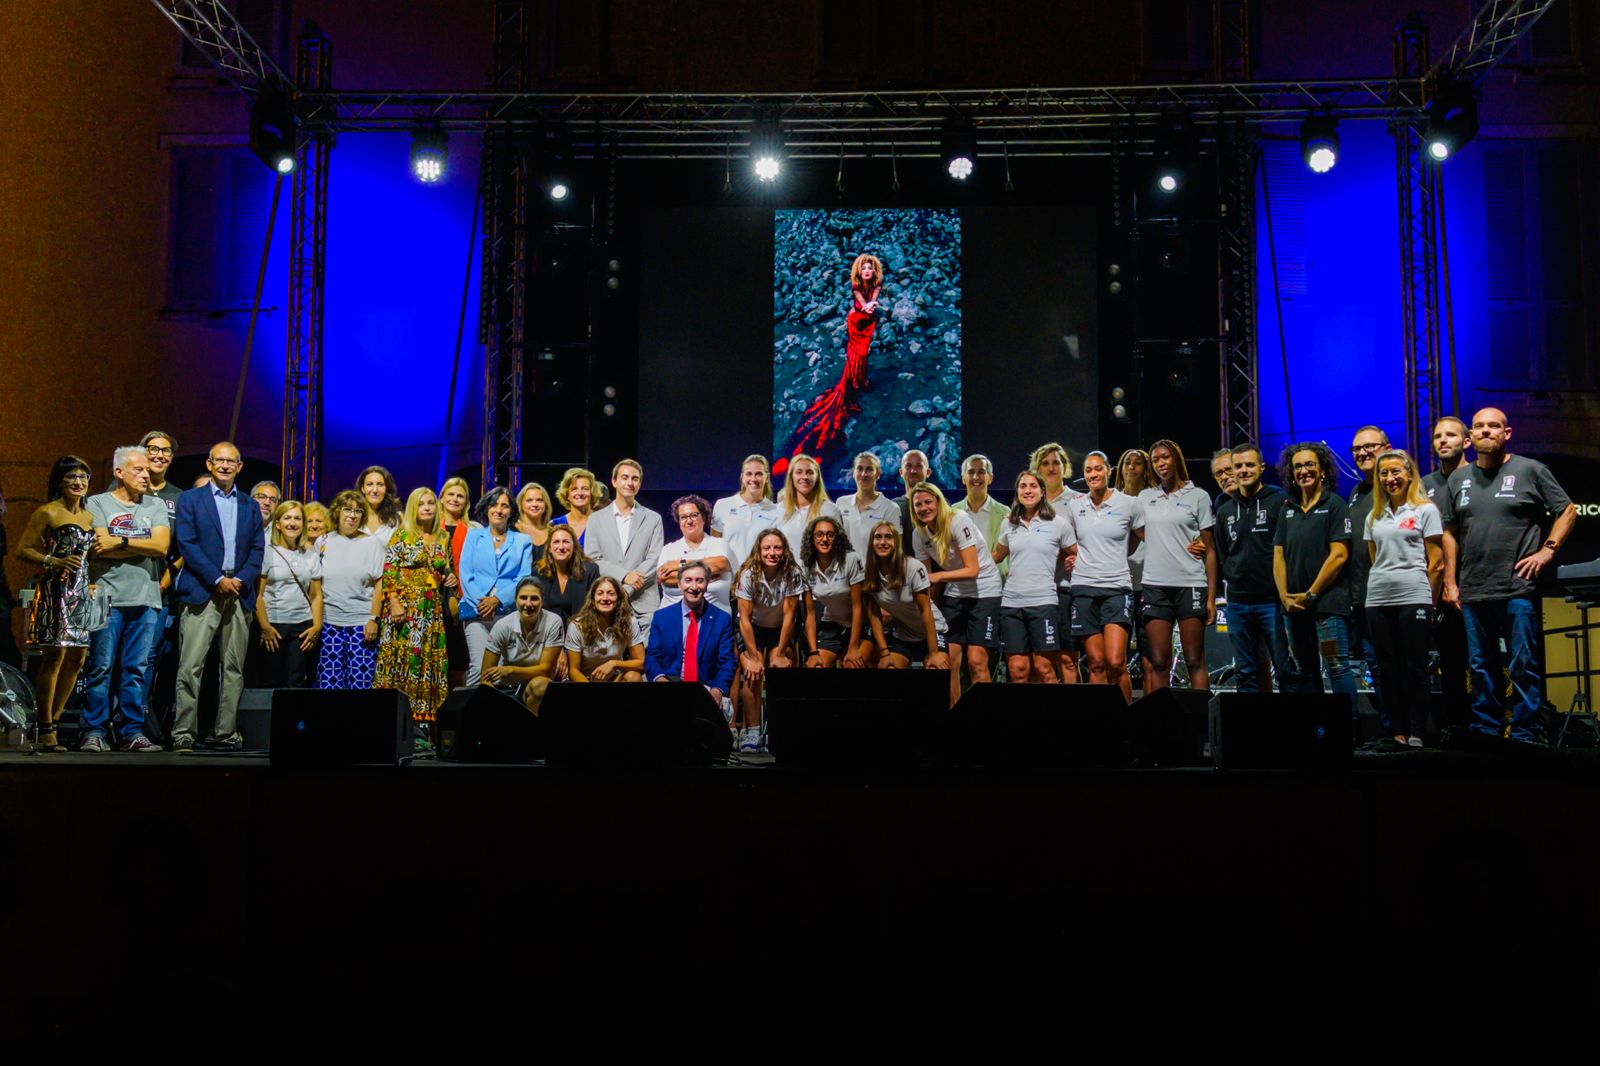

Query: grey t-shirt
[1440,455,1573,603]
[1060,491,1145,589]
[913,510,1003,600]
[1363,500,1442,607]
[807,551,865,627]
[487,609,566,667]
[872,558,948,642]
[1136,483,1215,588]
[995,514,1076,608]
[86,492,169,609]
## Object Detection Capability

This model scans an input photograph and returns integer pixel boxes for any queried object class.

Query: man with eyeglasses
[138,431,184,740]
[171,442,265,753]
[250,480,282,523]
[80,445,171,751]
[1347,426,1391,737]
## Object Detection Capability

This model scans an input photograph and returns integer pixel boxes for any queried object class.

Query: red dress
[775,285,880,475]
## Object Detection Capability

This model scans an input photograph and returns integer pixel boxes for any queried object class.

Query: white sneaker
[1407,736,1424,749]
[739,729,764,754]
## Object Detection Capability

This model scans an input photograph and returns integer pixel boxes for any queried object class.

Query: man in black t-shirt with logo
[1215,444,1292,691]
[1441,408,1576,742]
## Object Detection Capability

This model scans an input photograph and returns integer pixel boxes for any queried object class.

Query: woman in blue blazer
[458,486,533,684]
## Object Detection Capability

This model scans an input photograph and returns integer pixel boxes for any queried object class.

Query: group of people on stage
[12,404,1575,756]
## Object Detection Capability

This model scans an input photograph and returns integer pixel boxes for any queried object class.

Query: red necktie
[683,610,700,683]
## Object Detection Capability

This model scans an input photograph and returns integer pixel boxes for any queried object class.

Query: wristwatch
[1544,540,1559,551]
[119,535,129,549]
[1304,592,1320,606]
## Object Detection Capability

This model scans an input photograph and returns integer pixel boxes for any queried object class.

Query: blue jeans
[1283,611,1359,702]
[1227,601,1295,692]
[1461,597,1544,741]
[80,605,161,741]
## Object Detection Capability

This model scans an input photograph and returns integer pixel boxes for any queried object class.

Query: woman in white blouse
[253,500,324,687]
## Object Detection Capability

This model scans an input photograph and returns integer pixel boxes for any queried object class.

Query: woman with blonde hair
[513,481,554,562]
[302,501,332,542]
[373,487,455,732]
[909,481,1002,704]
[552,467,606,548]
[775,453,842,557]
[563,576,645,683]
[253,499,324,689]
[861,519,950,675]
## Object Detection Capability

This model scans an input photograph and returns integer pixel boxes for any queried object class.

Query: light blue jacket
[458,526,533,619]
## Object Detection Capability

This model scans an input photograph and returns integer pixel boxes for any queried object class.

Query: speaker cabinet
[948,682,1133,769]
[269,688,412,768]
[1208,692,1353,770]
[764,668,949,767]
[540,682,730,767]
[437,686,542,763]
[1129,688,1211,767]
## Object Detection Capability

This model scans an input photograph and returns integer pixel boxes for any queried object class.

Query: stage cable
[438,181,484,488]
[1256,146,1296,442]
[230,171,285,442]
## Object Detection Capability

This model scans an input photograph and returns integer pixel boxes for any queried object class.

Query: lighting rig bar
[151,0,291,95]
[294,80,1425,156]
[1431,0,1564,83]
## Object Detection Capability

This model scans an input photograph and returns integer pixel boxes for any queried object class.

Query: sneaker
[204,734,243,752]
[739,730,764,754]
[119,734,163,753]
[80,733,111,753]
[1406,736,1425,749]
[171,736,195,754]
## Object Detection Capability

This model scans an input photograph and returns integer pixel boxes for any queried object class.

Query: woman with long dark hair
[14,456,96,750]
[535,525,600,626]
[990,471,1077,685]
[458,486,533,685]
[733,528,805,752]
[800,514,868,669]
[563,576,645,683]
[1273,441,1358,701]
[355,465,402,539]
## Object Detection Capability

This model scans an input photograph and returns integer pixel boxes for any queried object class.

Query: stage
[5,743,1598,1024]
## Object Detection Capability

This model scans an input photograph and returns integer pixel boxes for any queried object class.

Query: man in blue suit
[171,441,265,753]
[645,560,735,706]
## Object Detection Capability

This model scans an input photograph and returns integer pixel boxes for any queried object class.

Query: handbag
[85,585,113,633]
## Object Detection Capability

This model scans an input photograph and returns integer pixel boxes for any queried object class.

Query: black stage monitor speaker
[1209,692,1353,770]
[540,682,730,767]
[1129,689,1211,767]
[238,688,274,751]
[764,667,948,767]
[437,686,542,763]
[270,688,412,768]
[948,683,1133,769]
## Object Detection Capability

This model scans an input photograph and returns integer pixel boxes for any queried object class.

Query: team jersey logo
[1343,517,1352,535]
[106,513,150,539]
[1495,474,1517,498]
[1398,516,1417,531]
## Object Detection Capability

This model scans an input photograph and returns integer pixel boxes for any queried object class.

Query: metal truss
[282,25,330,502]
[296,79,1425,156]
[1216,121,1258,448]
[1395,19,1443,466]
[481,1,530,492]
[149,0,290,94]
[1432,0,1564,83]
[1211,0,1252,85]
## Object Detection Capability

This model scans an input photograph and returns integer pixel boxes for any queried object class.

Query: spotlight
[549,181,570,201]
[410,128,448,184]
[1151,115,1191,194]
[1424,82,1478,162]
[248,92,297,175]
[535,124,574,203]
[751,114,784,182]
[1110,385,1130,423]
[940,114,978,181]
[1158,173,1179,193]
[1299,113,1339,174]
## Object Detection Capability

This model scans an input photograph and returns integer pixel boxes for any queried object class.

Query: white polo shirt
[1137,483,1215,588]
[1363,500,1443,607]
[994,514,1076,609]
[836,492,903,555]
[913,511,1002,600]
[1060,491,1144,589]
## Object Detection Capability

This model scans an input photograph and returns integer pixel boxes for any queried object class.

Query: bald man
[1440,408,1576,743]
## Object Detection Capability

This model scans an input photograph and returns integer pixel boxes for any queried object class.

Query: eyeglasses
[253,492,279,501]
[1351,443,1385,455]
[813,530,837,539]
[1292,462,1320,471]
[145,446,174,456]
[209,457,241,467]
[62,473,90,482]
[677,513,702,523]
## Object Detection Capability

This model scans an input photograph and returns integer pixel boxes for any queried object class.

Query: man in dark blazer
[645,561,735,706]
[170,441,265,753]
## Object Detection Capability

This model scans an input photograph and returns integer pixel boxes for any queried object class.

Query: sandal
[37,724,67,753]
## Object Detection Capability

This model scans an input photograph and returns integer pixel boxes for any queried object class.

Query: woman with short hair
[552,467,606,548]
[316,490,387,690]
[1136,440,1218,693]
[656,493,731,613]
[253,499,323,689]
[513,481,554,564]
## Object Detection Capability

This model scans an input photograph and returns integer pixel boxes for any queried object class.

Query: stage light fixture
[940,115,978,181]
[549,181,570,201]
[248,92,297,175]
[1299,113,1339,174]
[410,128,448,184]
[1424,82,1478,162]
[751,115,784,182]
[1157,173,1179,193]
[1150,115,1191,195]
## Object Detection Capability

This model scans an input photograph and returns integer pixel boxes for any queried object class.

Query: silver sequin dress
[26,523,96,648]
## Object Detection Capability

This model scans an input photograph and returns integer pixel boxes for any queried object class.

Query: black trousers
[1365,603,1433,740]
[1434,604,1470,730]
[252,619,319,689]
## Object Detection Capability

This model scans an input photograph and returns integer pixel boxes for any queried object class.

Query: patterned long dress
[373,530,450,723]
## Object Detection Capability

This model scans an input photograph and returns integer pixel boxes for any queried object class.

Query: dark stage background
[639,206,1098,492]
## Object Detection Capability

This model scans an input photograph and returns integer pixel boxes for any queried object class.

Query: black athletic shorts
[1070,586,1135,636]
[739,623,785,653]
[1000,604,1061,654]
[942,596,1001,649]
[1140,584,1208,624]
[814,620,850,656]
[885,629,948,663]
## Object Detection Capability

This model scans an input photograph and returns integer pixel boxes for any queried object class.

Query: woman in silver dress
[14,457,97,751]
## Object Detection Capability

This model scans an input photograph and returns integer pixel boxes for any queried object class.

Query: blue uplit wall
[1253,122,1487,484]
[321,131,483,495]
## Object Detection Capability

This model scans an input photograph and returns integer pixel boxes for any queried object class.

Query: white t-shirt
[318,534,386,627]
[655,535,731,613]
[1363,500,1443,607]
[835,492,902,555]
[261,543,323,625]
[872,558,948,643]
[807,551,865,628]
[775,499,844,560]
[913,511,1003,600]
[564,616,646,662]
[719,498,781,573]
[734,565,806,629]
[1060,491,1144,589]
[1137,483,1215,588]
[486,609,566,667]
[994,514,1076,608]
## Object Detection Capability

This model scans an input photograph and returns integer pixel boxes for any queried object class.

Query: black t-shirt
[1439,455,1572,602]
[1273,490,1354,616]
[1421,468,1450,503]
[1346,481,1376,606]
[1215,485,1288,605]
[535,561,600,625]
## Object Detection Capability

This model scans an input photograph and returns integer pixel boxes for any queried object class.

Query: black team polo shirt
[1273,489,1354,616]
